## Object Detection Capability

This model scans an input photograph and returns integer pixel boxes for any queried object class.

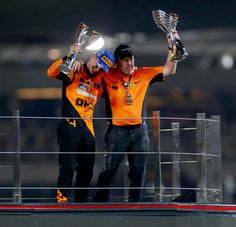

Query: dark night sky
[0,0,236,43]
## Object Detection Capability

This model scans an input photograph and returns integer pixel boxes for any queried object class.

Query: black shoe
[172,190,196,203]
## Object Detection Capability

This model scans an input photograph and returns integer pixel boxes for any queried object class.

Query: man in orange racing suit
[93,32,180,202]
[47,45,115,203]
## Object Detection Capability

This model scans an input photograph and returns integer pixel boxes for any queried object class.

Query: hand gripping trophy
[59,22,101,74]
[152,9,188,62]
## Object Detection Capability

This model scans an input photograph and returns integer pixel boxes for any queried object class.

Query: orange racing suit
[47,57,103,202]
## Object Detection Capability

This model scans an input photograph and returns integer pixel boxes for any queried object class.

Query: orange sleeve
[138,66,164,81]
[47,58,63,79]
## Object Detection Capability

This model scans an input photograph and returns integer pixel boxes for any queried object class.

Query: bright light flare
[86,37,104,50]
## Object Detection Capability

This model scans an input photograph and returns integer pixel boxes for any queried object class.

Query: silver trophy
[152,9,188,62]
[59,22,101,74]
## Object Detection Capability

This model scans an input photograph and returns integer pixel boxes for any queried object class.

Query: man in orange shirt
[93,32,180,202]
[47,45,115,203]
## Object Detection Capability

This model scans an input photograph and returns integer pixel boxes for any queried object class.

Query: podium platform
[0,203,236,227]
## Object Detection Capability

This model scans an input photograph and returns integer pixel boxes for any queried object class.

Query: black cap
[114,44,134,60]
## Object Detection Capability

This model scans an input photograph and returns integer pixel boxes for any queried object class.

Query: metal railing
[0,110,223,203]
[150,111,222,203]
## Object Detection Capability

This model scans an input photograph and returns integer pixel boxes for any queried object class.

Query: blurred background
[0,0,236,203]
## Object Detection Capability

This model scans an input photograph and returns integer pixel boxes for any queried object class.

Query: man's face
[116,55,135,75]
[88,55,101,75]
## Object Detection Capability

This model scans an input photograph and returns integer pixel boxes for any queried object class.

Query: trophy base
[59,64,71,75]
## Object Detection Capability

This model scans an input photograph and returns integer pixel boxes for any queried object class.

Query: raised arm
[47,43,83,80]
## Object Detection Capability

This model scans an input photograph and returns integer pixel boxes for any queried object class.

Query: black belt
[112,122,145,130]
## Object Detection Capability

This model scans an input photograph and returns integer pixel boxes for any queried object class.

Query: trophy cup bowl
[59,22,101,74]
[152,9,188,62]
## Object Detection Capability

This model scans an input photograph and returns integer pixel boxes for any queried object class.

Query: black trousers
[93,122,149,202]
[57,119,95,202]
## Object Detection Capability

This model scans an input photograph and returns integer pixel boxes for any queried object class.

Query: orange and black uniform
[93,66,164,202]
[47,58,103,202]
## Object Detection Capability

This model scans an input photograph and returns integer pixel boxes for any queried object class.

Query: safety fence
[0,110,223,203]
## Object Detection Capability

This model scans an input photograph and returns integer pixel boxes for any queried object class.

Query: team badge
[78,83,89,91]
